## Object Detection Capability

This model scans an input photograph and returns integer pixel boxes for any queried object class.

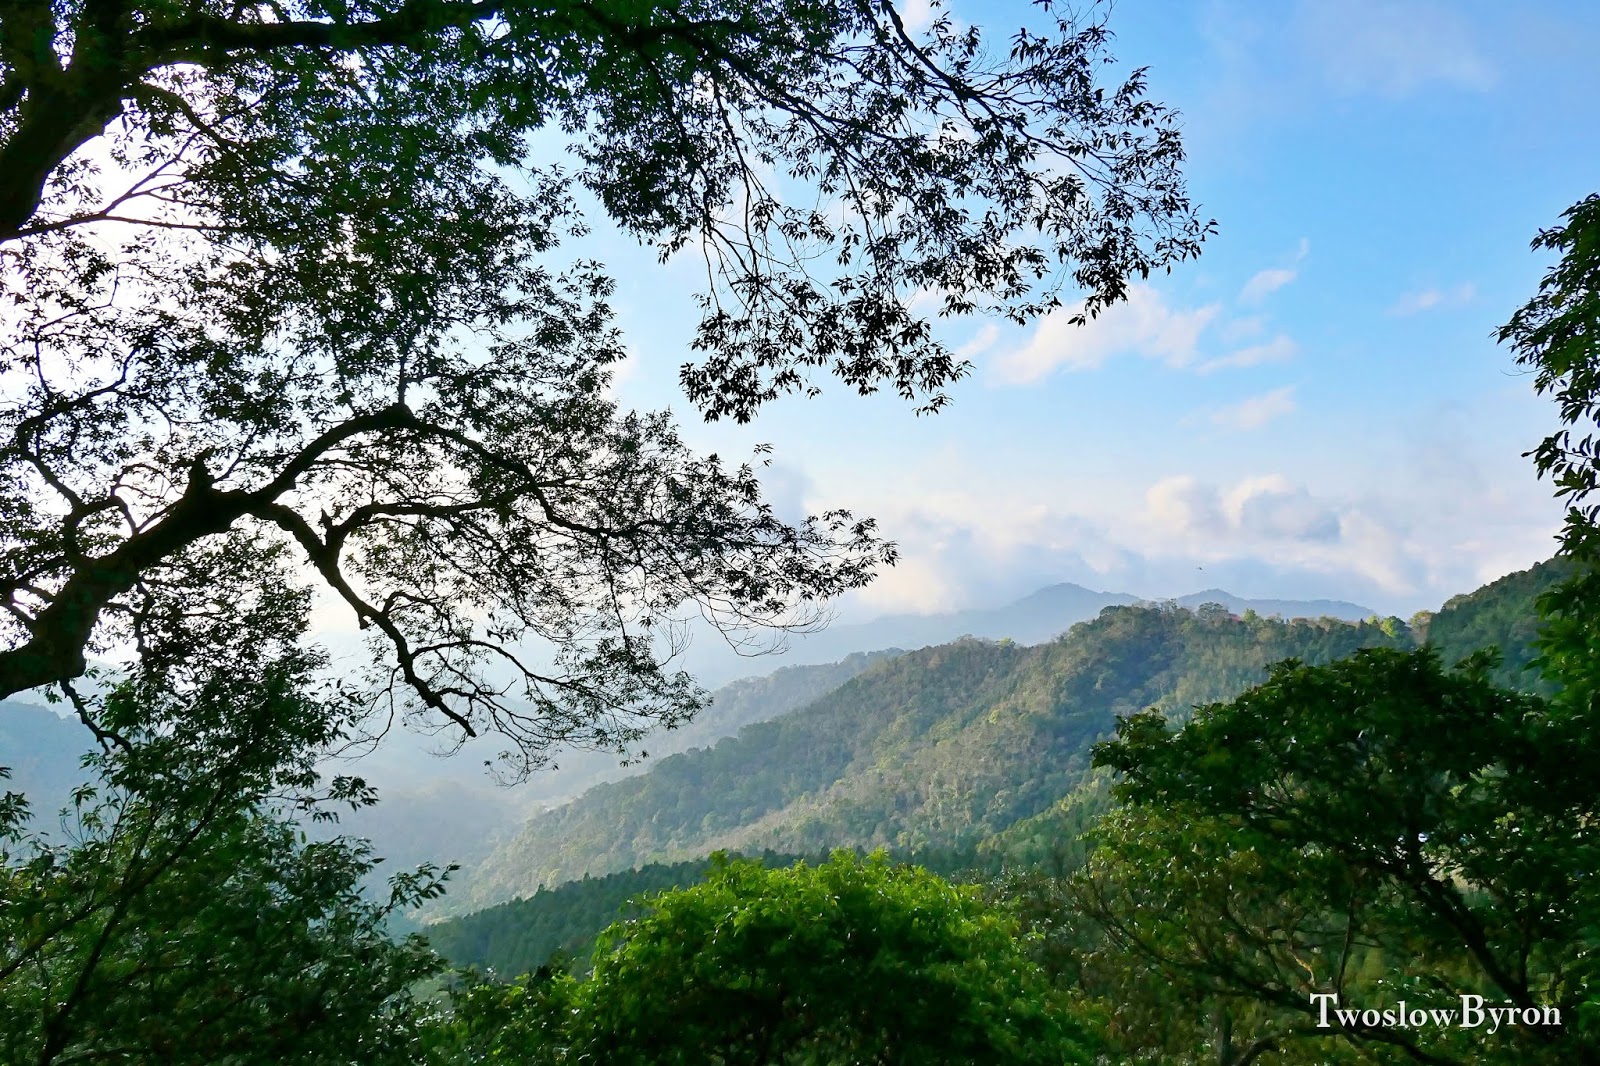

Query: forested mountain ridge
[979,556,1570,873]
[452,560,1565,912]
[456,608,1408,908]
[428,559,1568,981]
[679,580,1374,682]
[1415,555,1572,693]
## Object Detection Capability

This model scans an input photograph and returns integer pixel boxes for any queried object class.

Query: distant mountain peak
[1163,589,1375,620]
[683,579,1375,685]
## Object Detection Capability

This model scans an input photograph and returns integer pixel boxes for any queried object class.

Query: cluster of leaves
[430,851,1093,1065]
[2,0,1211,778]
[3,2,1214,1058]
[1498,193,1600,711]
[0,637,449,1065]
[1062,647,1600,1065]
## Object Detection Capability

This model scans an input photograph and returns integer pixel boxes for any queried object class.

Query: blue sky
[588,0,1600,622]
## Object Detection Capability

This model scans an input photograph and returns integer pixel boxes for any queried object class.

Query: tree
[1497,192,1600,709]
[0,632,449,1065]
[1,0,1210,770]
[435,850,1094,1065]
[1073,647,1599,1066]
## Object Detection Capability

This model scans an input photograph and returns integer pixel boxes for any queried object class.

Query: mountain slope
[431,560,1568,974]
[679,582,1375,683]
[1419,556,1572,693]
[0,701,94,831]
[320,650,910,889]
[458,561,1564,910]
[458,607,1413,907]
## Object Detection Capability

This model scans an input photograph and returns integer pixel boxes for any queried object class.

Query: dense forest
[430,555,1568,971]
[4,0,1599,1061]
[424,851,814,980]
[455,560,1558,908]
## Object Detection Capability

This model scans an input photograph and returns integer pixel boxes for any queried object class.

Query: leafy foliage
[432,851,1093,1065]
[1498,192,1600,714]
[0,643,449,1065]
[1499,193,1600,554]
[1071,647,1599,1065]
[1,0,1209,773]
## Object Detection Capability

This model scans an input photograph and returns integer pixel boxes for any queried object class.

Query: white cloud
[846,503,1136,617]
[854,553,963,615]
[1221,475,1295,526]
[1207,385,1297,431]
[990,285,1221,383]
[954,322,999,362]
[759,461,815,528]
[1298,0,1495,97]
[1137,474,1410,589]
[986,249,1309,384]
[898,0,936,34]
[1146,475,1225,536]
[1236,484,1341,542]
[1237,238,1309,305]
[1238,267,1297,305]
[1220,314,1267,343]
[818,453,1557,622]
[1336,511,1418,593]
[1388,282,1477,316]
[1195,335,1297,374]
[1150,474,1334,545]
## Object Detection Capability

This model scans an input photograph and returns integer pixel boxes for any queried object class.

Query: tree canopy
[1497,191,1600,710]
[1,0,1210,769]
[0,632,448,1065]
[1072,647,1599,1065]
[434,850,1093,1065]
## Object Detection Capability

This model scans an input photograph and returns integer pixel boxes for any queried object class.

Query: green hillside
[458,605,1413,905]
[1416,555,1572,692]
[424,851,813,979]
[977,556,1571,874]
[428,560,1568,977]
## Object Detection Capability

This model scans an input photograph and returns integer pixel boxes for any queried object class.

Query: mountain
[425,560,1568,978]
[453,609,1407,910]
[343,582,1373,883]
[327,651,904,881]
[679,582,1375,685]
[451,560,1560,914]
[0,700,96,832]
[0,564,1541,922]
[514,649,906,808]
[1167,588,1373,621]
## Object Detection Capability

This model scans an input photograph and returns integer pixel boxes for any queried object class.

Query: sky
[25,0,1597,783]
[569,0,1600,624]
